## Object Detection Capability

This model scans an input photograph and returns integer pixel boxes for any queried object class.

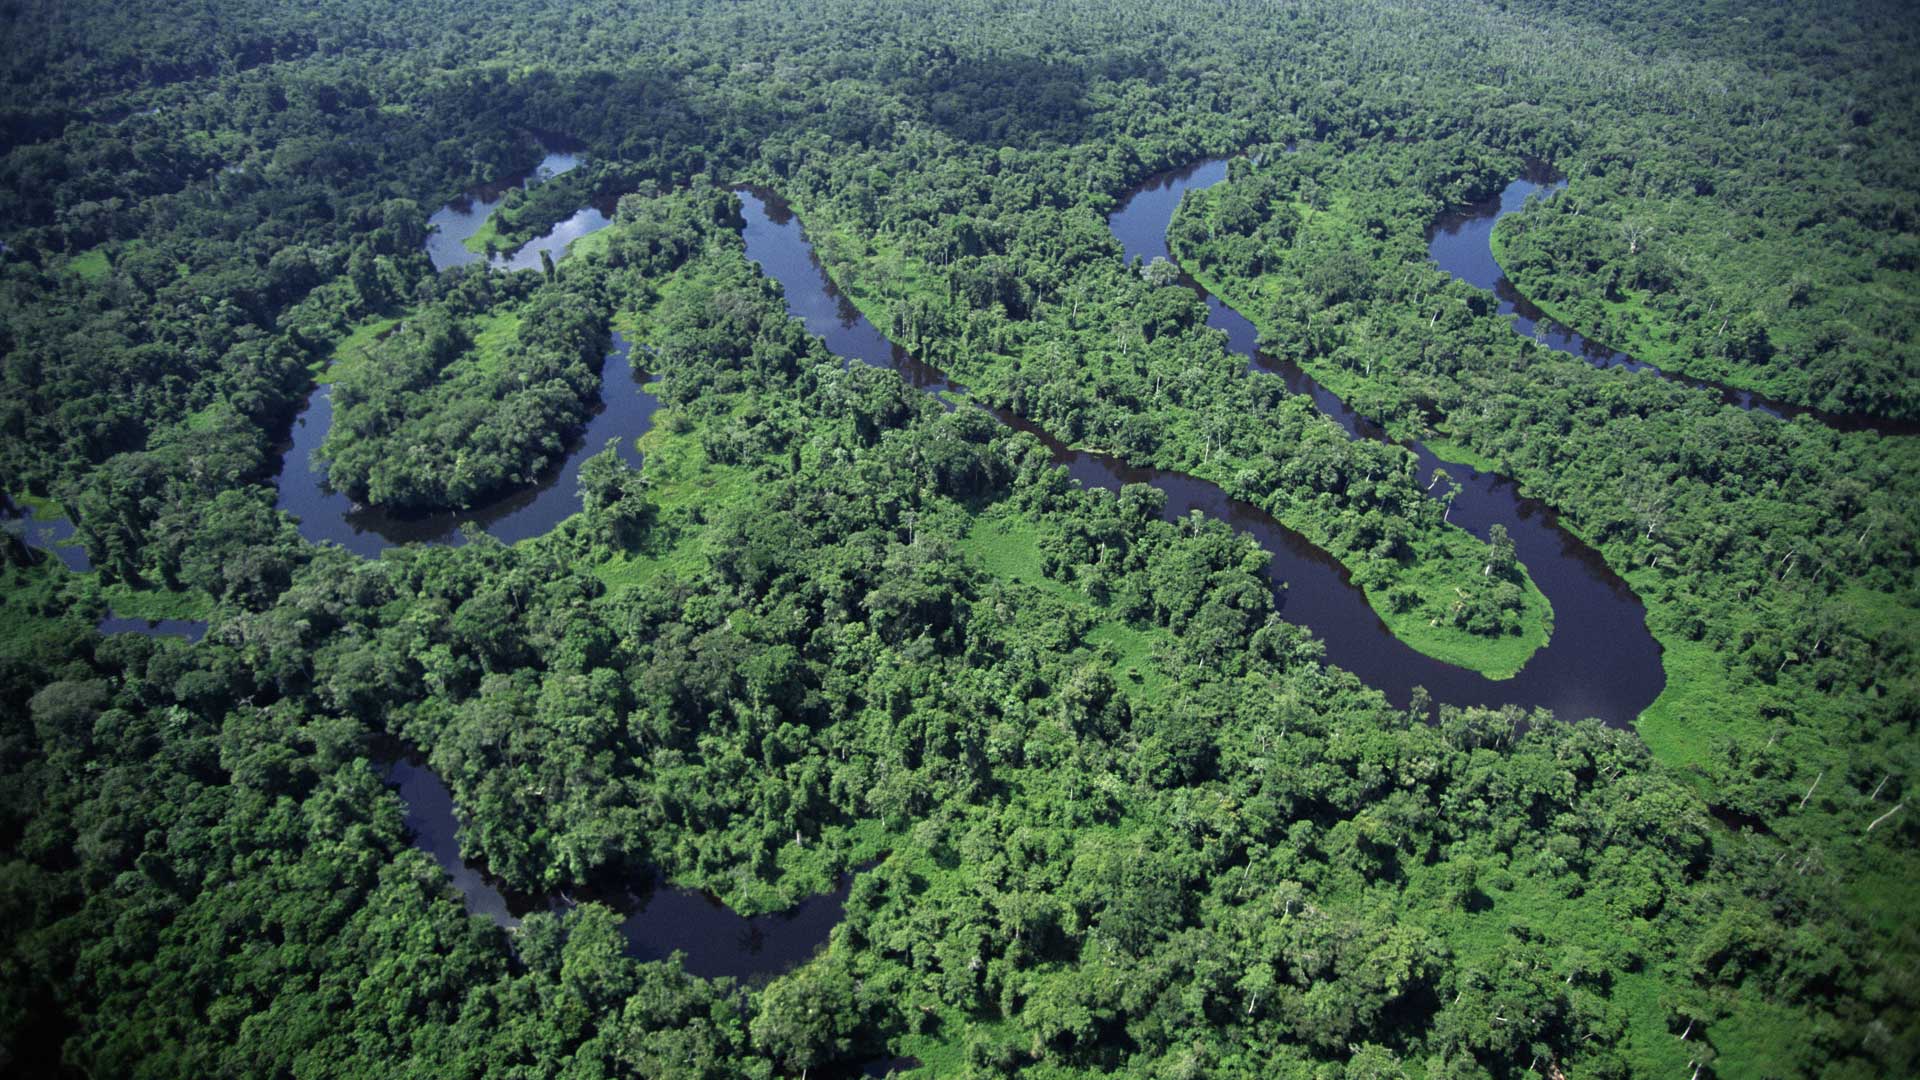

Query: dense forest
[1,0,1916,1077]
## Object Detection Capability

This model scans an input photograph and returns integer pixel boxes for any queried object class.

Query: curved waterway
[273,332,658,558]
[1430,173,1919,436]
[424,150,616,274]
[380,746,850,981]
[738,172,1664,726]
[271,146,634,557]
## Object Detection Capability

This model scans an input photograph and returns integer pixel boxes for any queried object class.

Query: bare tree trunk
[1866,803,1904,835]
[1800,770,1824,811]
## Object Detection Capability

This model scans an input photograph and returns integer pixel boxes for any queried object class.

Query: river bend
[738,170,1665,726]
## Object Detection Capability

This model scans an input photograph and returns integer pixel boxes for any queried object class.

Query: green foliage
[1,1,1917,1078]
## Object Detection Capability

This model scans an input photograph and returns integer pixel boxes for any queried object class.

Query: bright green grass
[889,1005,979,1077]
[10,491,63,518]
[315,310,409,383]
[466,308,523,376]
[589,395,752,594]
[461,210,505,255]
[1420,435,1504,475]
[566,224,615,264]
[1707,990,1819,1079]
[1396,856,1693,1078]
[68,247,112,282]
[101,582,214,621]
[957,509,1174,701]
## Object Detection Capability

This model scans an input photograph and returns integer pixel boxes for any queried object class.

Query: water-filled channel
[272,332,657,558]
[267,144,640,557]
[1429,172,1918,436]
[423,149,616,274]
[737,170,1665,726]
[380,748,852,981]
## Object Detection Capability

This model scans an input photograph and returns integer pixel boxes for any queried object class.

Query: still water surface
[737,175,1664,726]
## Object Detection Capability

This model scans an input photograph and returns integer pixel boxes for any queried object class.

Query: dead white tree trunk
[1799,770,1824,810]
[1865,803,1904,835]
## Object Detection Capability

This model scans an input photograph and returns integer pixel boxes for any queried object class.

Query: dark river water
[424,150,616,274]
[381,748,852,981]
[52,159,1693,1003]
[268,146,641,558]
[272,332,657,558]
[1429,173,1918,436]
[738,173,1664,726]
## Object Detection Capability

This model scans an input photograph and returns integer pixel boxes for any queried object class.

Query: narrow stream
[273,332,657,557]
[1430,173,1919,436]
[738,175,1665,726]
[270,143,636,558]
[381,748,852,981]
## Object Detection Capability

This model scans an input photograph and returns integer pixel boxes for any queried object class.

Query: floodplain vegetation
[1,0,1916,1077]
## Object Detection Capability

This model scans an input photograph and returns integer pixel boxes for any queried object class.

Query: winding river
[738,169,1665,726]
[62,158,1694,988]
[273,333,657,558]
[1431,172,1919,436]
[270,145,639,558]
[380,746,853,981]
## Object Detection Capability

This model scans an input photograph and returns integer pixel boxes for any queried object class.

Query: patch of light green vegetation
[67,247,112,281]
[589,399,750,593]
[957,509,1174,701]
[316,310,409,383]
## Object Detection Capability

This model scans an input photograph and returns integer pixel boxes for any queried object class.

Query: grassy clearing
[466,308,523,376]
[315,309,410,383]
[461,210,505,255]
[957,508,1175,702]
[589,394,751,594]
[10,491,64,518]
[101,582,214,621]
[68,247,112,281]
[566,224,615,264]
[1396,857,1692,1078]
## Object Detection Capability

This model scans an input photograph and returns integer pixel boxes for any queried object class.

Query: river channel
[272,332,656,557]
[380,746,854,981]
[1430,171,1918,436]
[270,144,639,558]
[74,158,1686,983]
[737,167,1665,726]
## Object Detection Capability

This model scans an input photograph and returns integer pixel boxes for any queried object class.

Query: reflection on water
[424,152,616,273]
[1429,174,1917,435]
[273,333,658,558]
[738,168,1663,726]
